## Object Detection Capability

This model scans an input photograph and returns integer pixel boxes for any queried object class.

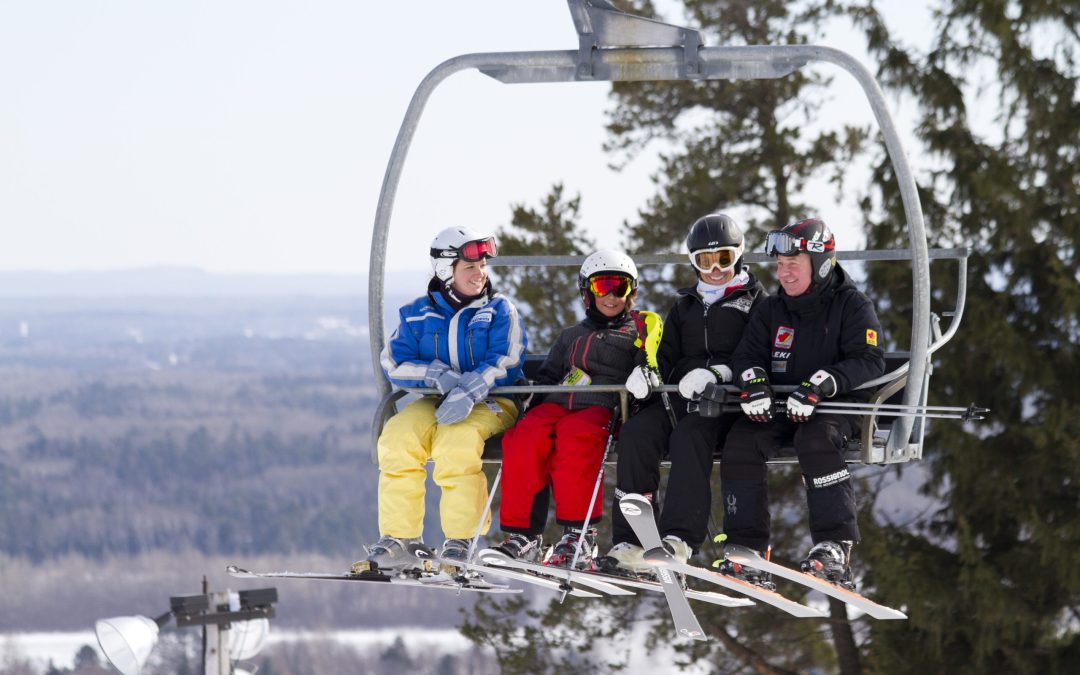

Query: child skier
[494,249,659,568]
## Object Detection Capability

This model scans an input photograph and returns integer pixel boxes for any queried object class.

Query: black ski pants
[610,399,738,551]
[720,414,859,552]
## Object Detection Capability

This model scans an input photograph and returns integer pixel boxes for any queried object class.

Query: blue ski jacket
[380,281,527,392]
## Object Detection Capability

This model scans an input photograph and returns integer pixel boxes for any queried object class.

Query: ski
[414,548,609,600]
[225,564,521,595]
[619,493,708,641]
[642,552,828,618]
[477,548,636,597]
[723,545,907,620]
[441,555,603,599]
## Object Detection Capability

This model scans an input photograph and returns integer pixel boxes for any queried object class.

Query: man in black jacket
[598,214,768,573]
[718,217,885,590]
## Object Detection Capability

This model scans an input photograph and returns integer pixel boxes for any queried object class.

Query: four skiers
[371,215,884,593]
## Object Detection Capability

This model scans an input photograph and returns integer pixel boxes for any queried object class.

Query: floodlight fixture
[94,579,277,675]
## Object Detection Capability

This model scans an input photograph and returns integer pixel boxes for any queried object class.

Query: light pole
[95,577,277,675]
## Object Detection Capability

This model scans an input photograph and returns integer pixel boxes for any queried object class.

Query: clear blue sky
[0,1,926,276]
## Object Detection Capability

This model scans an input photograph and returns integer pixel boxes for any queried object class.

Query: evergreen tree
[853,2,1080,671]
[609,0,869,295]
[492,183,595,352]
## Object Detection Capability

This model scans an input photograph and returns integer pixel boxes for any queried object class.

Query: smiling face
[594,290,631,318]
[698,265,736,286]
[776,253,813,297]
[451,259,488,296]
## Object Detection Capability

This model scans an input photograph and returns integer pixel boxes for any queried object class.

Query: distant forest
[0,293,482,630]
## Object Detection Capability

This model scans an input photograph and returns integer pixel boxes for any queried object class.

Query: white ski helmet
[429,226,498,282]
[577,249,639,293]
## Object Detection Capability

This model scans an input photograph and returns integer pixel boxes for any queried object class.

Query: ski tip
[226,565,254,578]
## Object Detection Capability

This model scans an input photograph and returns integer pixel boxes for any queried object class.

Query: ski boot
[494,533,544,563]
[439,538,474,569]
[716,546,777,591]
[357,535,430,574]
[661,535,692,564]
[799,540,856,591]
[544,527,597,569]
[594,542,652,576]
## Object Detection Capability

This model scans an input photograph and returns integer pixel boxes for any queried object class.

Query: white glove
[625,366,660,400]
[678,365,732,400]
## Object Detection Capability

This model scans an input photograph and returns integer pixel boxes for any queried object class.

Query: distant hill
[0,266,432,298]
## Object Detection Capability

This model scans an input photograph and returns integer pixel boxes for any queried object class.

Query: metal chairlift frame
[367,1,969,466]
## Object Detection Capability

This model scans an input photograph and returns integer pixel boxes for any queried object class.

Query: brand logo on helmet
[806,241,827,253]
[818,259,834,279]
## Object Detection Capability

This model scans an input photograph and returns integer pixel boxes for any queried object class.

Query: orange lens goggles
[588,275,633,298]
[691,247,739,272]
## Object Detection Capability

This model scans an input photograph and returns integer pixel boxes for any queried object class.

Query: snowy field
[3,628,474,672]
[3,623,720,674]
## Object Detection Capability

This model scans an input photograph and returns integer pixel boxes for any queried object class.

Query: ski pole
[814,400,989,416]
[658,378,678,427]
[459,465,502,583]
[563,402,621,600]
[814,401,988,420]
[717,402,987,421]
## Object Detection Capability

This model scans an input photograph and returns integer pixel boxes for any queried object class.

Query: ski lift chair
[368,1,970,467]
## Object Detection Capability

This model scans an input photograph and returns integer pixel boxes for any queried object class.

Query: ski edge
[724,546,907,620]
[477,549,636,596]
[224,564,522,594]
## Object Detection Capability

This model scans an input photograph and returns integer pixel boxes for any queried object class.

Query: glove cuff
[708,364,733,383]
[805,369,837,397]
[739,366,769,389]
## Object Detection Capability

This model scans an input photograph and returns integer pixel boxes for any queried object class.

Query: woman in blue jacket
[365,227,526,570]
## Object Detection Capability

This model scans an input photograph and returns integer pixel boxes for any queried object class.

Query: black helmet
[685,213,745,273]
[765,217,836,285]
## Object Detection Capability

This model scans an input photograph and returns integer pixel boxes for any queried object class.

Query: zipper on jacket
[567,335,584,409]
[702,301,712,358]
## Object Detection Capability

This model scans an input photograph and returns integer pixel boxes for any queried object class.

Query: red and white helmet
[765,217,837,285]
[429,227,498,281]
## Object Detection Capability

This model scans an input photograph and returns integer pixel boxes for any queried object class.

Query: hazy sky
[1,2,925,277]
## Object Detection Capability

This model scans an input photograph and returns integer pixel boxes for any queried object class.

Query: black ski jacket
[537,310,650,411]
[731,265,885,400]
[656,272,768,399]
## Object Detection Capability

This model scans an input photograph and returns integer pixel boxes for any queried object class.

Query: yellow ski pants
[376,395,517,540]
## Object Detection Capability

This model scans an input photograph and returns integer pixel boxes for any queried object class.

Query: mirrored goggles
[458,237,498,261]
[690,246,740,273]
[587,274,634,298]
[764,231,834,257]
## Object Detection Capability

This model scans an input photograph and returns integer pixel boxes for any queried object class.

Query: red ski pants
[499,402,614,533]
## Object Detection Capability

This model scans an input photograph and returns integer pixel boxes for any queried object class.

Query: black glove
[698,382,728,418]
[738,367,774,423]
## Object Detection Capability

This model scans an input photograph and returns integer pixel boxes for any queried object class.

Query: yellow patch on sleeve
[866,329,878,346]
